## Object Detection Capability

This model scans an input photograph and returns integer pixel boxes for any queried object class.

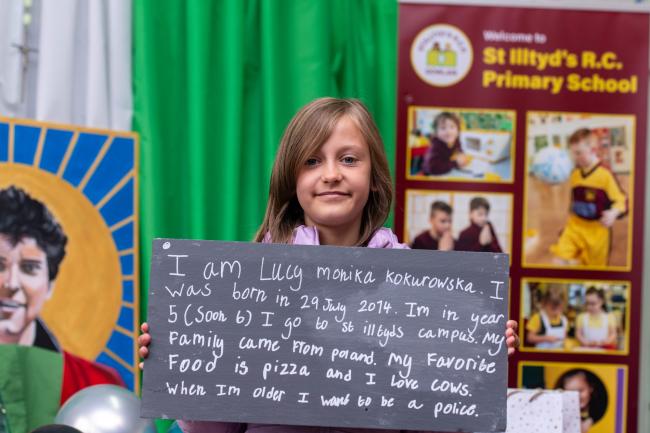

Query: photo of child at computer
[406,106,515,183]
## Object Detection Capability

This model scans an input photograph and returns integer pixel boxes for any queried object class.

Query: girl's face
[563,374,593,410]
[585,293,603,314]
[296,116,371,237]
[436,118,460,146]
[543,301,564,319]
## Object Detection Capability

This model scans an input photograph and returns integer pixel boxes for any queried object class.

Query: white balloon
[55,385,156,433]
[531,146,574,184]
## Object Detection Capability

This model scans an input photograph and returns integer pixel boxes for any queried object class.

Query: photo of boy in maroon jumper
[410,201,455,251]
[456,196,502,253]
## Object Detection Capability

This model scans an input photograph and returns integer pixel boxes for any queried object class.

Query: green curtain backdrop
[133,2,397,429]
[133,0,398,325]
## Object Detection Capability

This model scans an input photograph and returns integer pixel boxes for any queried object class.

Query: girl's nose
[321,162,342,182]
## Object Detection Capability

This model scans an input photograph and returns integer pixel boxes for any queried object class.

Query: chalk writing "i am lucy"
[146,241,509,432]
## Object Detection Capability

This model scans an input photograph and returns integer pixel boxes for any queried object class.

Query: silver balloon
[55,385,156,433]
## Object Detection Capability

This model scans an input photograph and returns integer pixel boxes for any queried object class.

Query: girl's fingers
[138,333,152,347]
[138,323,152,367]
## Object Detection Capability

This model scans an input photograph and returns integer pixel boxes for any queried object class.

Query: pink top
[179,226,441,433]
[289,225,409,250]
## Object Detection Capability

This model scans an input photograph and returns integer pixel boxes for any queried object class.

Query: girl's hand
[138,322,152,370]
[456,154,470,167]
[506,320,520,356]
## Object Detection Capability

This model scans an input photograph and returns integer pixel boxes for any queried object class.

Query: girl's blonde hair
[542,284,566,307]
[255,97,393,245]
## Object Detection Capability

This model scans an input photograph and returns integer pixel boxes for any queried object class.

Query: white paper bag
[475,388,581,433]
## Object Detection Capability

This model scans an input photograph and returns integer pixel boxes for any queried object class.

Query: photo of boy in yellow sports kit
[523,112,633,270]
[551,128,627,267]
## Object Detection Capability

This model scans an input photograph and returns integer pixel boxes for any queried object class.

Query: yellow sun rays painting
[0,117,139,391]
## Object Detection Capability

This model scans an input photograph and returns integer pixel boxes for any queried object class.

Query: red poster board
[396,3,648,433]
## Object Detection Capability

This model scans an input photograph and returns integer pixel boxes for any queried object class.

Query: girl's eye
[342,156,357,164]
[305,158,319,167]
[20,261,40,275]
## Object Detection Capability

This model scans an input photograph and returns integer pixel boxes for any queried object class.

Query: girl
[576,287,617,350]
[556,369,608,433]
[421,112,469,175]
[139,98,519,433]
[525,285,568,350]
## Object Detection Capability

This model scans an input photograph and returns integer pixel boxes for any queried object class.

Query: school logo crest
[411,24,473,87]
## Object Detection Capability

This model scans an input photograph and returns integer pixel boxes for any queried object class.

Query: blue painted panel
[97,352,135,390]
[117,306,134,330]
[84,137,134,204]
[123,280,134,303]
[39,129,74,173]
[106,329,134,364]
[120,254,134,276]
[13,125,41,165]
[0,123,9,161]
[62,133,107,186]
[100,178,134,226]
[112,222,133,251]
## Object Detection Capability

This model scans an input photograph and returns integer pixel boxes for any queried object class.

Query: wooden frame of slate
[141,239,509,432]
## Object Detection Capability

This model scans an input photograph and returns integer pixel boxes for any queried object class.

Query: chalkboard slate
[141,239,509,432]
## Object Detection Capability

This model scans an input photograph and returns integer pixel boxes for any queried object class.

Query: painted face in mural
[0,234,52,344]
[0,186,67,346]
